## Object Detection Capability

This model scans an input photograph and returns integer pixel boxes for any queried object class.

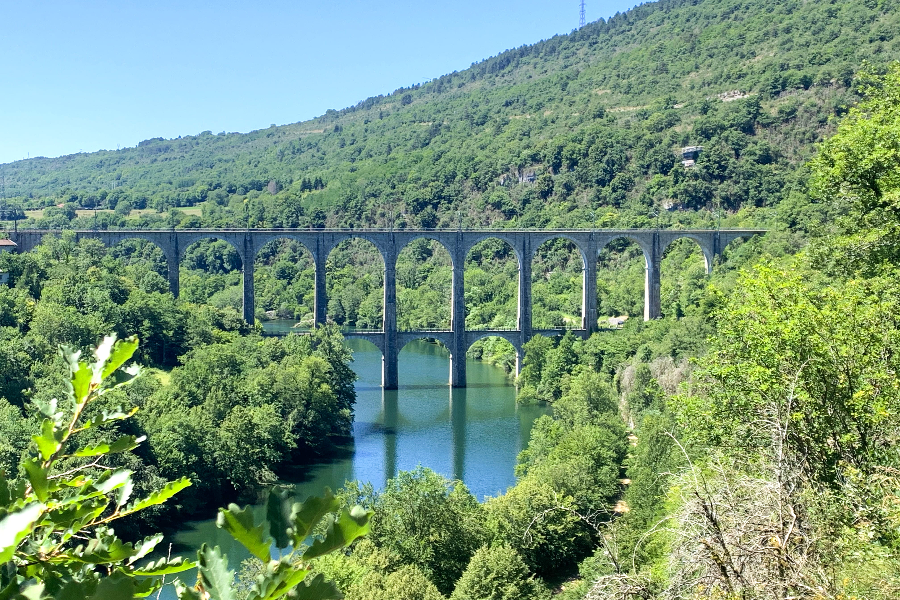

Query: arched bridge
[9,228,763,388]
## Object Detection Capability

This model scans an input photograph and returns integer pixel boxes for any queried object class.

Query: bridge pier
[585,234,598,333]
[383,245,399,389]
[242,234,255,324]
[644,231,662,320]
[165,241,180,299]
[517,236,533,355]
[313,243,328,326]
[450,231,467,387]
[514,345,524,378]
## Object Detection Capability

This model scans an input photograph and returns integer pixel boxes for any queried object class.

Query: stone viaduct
[9,228,763,388]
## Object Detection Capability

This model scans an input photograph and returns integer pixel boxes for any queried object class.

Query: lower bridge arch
[398,331,454,351]
[465,332,523,376]
[343,332,386,355]
[398,333,455,387]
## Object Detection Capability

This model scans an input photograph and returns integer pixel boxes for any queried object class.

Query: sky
[0,0,637,165]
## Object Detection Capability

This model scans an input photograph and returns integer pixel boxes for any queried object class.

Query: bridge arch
[465,333,523,376]
[718,231,758,258]
[395,238,453,331]
[464,237,520,331]
[660,237,710,319]
[530,236,586,330]
[396,234,457,269]
[346,333,386,355]
[462,233,524,267]
[529,232,588,262]
[175,233,244,264]
[399,335,452,354]
[325,238,385,329]
[253,237,316,324]
[662,233,713,274]
[178,237,245,314]
[106,237,169,278]
[320,232,391,265]
[596,236,649,322]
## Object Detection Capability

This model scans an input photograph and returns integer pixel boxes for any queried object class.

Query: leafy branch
[0,334,372,600]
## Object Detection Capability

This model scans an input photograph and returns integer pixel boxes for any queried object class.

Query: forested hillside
[3,0,900,232]
[4,1,900,598]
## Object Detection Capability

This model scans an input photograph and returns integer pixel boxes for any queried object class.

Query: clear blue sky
[0,0,636,165]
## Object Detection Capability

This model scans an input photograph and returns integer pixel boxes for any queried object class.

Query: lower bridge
[8,227,764,388]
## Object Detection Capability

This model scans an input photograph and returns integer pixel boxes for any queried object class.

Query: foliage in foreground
[0,334,371,600]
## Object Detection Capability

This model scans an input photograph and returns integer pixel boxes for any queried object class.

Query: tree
[451,544,549,600]
[679,265,900,485]
[368,466,486,595]
[115,199,134,217]
[484,475,594,577]
[808,62,900,276]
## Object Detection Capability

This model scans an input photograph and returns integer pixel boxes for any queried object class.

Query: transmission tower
[579,0,586,27]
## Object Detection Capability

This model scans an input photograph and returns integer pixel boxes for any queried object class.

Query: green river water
[158,326,548,595]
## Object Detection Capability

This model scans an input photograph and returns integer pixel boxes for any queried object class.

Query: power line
[579,0,586,27]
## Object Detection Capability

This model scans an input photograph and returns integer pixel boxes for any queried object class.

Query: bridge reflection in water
[162,338,546,599]
[349,338,547,495]
[10,228,763,388]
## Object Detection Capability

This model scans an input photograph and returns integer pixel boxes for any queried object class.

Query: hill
[3,0,900,232]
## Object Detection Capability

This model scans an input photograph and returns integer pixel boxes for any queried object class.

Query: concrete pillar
[450,232,467,387]
[518,235,532,343]
[644,231,661,320]
[383,244,399,390]
[166,233,180,298]
[585,235,598,333]
[242,234,255,325]
[707,232,720,275]
[313,241,328,326]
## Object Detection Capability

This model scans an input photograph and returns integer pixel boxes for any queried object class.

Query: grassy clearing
[144,367,172,386]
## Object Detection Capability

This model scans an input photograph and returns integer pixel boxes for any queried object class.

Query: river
[158,326,548,593]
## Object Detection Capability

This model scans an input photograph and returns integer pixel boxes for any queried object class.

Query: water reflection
[286,337,549,500]
[450,387,466,481]
[165,334,549,583]
[382,389,398,488]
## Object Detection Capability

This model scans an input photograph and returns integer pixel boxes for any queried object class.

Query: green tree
[677,264,900,486]
[484,475,593,577]
[451,544,549,600]
[367,466,485,595]
[808,62,900,276]
[0,335,194,599]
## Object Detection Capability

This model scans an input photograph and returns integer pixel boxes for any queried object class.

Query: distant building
[608,315,629,328]
[0,239,17,253]
[0,271,7,285]
[681,145,703,168]
[682,146,703,160]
